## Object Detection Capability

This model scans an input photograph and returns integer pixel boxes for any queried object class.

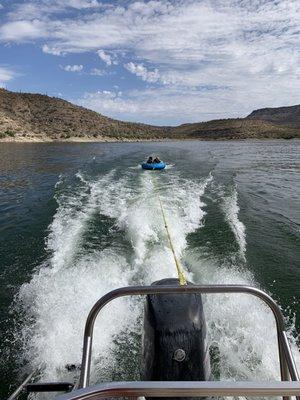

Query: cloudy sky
[0,0,299,125]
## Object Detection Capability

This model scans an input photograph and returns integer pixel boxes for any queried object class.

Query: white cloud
[0,0,299,123]
[0,20,47,41]
[60,64,83,72]
[6,0,103,21]
[78,76,300,126]
[97,50,112,66]
[42,44,64,55]
[59,0,102,9]
[78,87,232,125]
[90,68,105,76]
[79,90,138,117]
[0,67,15,81]
[124,62,160,83]
[0,66,16,87]
[97,49,118,66]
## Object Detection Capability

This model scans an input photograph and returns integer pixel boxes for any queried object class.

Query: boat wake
[14,166,299,387]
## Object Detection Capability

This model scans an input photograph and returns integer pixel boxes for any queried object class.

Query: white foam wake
[181,183,299,381]
[16,169,211,383]
[15,168,299,389]
[190,259,281,381]
[18,249,135,380]
[222,187,247,259]
[47,172,109,272]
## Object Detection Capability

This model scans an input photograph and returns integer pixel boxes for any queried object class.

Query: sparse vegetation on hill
[247,105,300,129]
[0,88,168,141]
[0,89,299,141]
[171,118,298,139]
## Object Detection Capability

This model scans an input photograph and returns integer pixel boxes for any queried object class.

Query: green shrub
[60,133,71,139]
[0,130,15,138]
[5,130,15,137]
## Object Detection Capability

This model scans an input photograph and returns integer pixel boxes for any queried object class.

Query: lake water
[0,140,299,398]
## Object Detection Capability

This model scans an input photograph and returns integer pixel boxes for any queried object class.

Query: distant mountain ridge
[170,117,296,139]
[0,88,299,141]
[247,105,300,128]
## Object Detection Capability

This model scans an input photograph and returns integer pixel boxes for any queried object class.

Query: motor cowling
[141,278,211,398]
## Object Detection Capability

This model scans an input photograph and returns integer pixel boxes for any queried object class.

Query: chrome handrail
[78,284,299,389]
[7,371,38,400]
[57,381,300,400]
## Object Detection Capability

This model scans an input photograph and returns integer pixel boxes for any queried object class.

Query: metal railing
[7,284,300,400]
[78,284,299,389]
[7,371,37,400]
[57,381,300,400]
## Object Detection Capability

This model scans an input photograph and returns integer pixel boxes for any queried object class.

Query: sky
[0,0,299,126]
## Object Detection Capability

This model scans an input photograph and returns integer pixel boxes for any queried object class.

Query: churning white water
[222,187,247,259]
[16,168,299,387]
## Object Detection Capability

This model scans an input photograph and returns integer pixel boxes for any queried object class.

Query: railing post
[79,336,92,388]
[281,331,300,381]
[280,331,300,400]
[278,332,291,400]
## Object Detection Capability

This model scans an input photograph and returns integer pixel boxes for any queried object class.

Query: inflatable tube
[141,278,211,399]
[141,162,166,170]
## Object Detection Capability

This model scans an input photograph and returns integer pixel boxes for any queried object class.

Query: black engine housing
[141,278,211,396]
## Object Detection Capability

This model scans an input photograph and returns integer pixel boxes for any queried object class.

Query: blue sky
[0,0,299,126]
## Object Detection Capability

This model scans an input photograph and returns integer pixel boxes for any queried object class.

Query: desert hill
[0,88,167,141]
[247,105,300,129]
[0,89,299,141]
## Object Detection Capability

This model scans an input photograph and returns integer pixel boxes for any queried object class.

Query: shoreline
[0,135,176,143]
[0,136,298,143]
[0,136,162,143]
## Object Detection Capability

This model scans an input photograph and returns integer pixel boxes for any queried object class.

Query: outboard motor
[141,278,211,398]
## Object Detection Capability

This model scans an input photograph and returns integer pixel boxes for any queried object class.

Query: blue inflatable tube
[141,162,166,170]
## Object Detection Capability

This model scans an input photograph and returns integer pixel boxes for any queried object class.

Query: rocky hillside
[0,88,167,140]
[247,105,300,128]
[0,88,299,140]
[171,118,297,139]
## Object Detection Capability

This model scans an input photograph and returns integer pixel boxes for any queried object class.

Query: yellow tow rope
[151,176,187,286]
